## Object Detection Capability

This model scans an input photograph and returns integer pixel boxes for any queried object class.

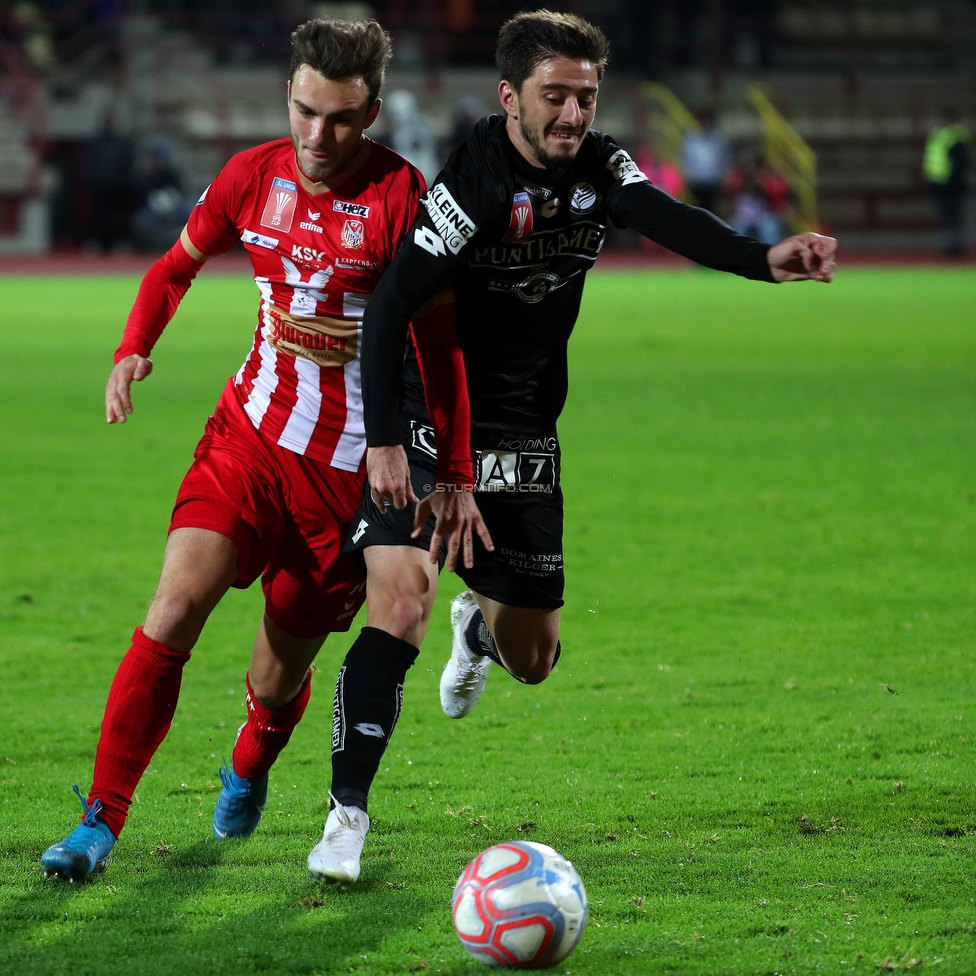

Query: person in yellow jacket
[924,113,971,256]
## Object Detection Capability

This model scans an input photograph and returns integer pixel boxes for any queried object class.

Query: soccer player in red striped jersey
[40,18,476,884]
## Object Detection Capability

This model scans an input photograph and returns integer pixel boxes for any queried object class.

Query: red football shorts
[170,380,366,638]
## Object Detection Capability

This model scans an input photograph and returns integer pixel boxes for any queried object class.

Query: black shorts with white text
[343,422,564,609]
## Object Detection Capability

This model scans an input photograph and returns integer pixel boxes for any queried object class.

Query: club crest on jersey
[341,218,365,249]
[503,190,534,242]
[260,177,297,232]
[569,181,599,215]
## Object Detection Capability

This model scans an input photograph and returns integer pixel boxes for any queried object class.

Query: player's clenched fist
[106,354,153,424]
[767,232,838,283]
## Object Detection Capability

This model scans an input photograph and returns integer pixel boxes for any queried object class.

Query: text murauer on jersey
[266,306,359,367]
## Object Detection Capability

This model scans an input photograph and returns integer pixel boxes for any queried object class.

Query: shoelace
[72,784,104,827]
[453,654,488,693]
[218,759,235,791]
[328,791,359,830]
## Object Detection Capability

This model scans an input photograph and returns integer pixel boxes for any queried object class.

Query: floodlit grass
[1,267,975,975]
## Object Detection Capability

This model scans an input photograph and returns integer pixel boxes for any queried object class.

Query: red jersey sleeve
[114,153,257,362]
[185,154,255,257]
[114,238,204,362]
[410,287,474,489]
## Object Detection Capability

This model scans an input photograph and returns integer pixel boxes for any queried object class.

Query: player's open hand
[413,489,494,572]
[767,232,837,283]
[368,445,419,513]
[106,354,153,423]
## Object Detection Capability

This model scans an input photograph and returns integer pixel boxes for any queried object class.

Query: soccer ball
[452,841,588,968]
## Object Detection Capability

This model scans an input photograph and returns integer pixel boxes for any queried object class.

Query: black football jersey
[366,114,775,448]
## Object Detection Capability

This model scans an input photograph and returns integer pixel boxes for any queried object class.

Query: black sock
[464,610,562,682]
[464,610,504,667]
[330,626,419,813]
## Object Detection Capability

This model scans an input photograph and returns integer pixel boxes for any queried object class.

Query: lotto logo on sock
[261,177,297,232]
[354,722,386,738]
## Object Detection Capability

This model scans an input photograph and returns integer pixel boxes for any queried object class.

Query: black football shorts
[342,420,447,573]
[343,421,565,609]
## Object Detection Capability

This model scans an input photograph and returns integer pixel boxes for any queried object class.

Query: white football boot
[440,590,492,719]
[307,796,370,884]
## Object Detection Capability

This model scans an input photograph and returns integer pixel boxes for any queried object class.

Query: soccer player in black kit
[314,10,837,882]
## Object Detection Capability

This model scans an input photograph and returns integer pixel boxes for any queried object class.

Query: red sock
[232,671,312,779]
[88,627,191,838]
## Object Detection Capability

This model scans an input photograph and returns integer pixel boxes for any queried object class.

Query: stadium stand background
[1,0,974,255]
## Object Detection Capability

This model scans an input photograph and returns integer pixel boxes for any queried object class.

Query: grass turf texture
[1,267,974,976]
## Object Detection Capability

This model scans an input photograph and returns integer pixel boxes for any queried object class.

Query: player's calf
[308,627,418,881]
[329,627,419,811]
[213,670,312,838]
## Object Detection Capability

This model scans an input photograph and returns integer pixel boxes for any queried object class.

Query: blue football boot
[41,785,117,883]
[212,760,268,838]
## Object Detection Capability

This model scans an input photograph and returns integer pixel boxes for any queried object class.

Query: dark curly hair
[290,19,392,105]
[496,10,610,92]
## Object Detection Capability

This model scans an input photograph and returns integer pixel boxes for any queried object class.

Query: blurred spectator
[386,89,439,185]
[637,146,685,200]
[84,112,134,252]
[131,140,192,252]
[924,113,971,256]
[726,153,785,245]
[755,155,789,242]
[728,1,777,70]
[10,3,57,74]
[680,110,733,215]
[445,96,485,159]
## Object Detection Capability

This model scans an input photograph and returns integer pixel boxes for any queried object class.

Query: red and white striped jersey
[187,137,425,472]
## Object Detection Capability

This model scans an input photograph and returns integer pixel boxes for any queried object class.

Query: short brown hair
[290,19,392,105]
[496,10,610,92]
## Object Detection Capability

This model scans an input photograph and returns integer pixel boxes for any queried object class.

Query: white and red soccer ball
[452,841,588,968]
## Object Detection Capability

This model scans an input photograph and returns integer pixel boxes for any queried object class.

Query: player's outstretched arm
[106,355,154,424]
[767,232,837,283]
[107,227,209,424]
[412,489,494,572]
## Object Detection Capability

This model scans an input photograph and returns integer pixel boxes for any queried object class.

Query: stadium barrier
[747,84,819,233]
[639,82,700,204]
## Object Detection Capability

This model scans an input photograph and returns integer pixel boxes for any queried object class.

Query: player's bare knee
[371,592,428,643]
[144,591,209,651]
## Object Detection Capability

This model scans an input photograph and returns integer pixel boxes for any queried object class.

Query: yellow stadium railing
[641,81,700,166]
[640,82,700,203]
[746,84,819,232]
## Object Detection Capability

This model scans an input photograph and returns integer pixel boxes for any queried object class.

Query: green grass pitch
[1,266,975,975]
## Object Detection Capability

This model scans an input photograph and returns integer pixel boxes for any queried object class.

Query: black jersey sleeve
[601,140,776,282]
[363,124,505,446]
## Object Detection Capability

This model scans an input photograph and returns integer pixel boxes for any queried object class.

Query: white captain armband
[606,149,648,187]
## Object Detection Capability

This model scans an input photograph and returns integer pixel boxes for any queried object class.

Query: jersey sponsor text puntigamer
[365,115,774,452]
